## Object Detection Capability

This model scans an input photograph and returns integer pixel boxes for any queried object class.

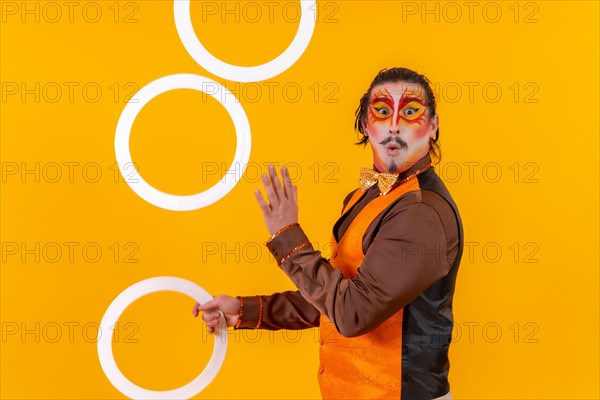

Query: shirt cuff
[234,296,261,329]
[266,224,313,264]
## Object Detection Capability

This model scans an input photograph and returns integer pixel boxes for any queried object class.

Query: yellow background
[1,0,599,398]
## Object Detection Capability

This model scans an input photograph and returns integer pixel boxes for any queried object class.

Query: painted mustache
[379,136,408,150]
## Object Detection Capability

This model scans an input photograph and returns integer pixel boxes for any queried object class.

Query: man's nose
[388,116,400,134]
[388,124,400,134]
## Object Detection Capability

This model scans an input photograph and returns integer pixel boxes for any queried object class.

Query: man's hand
[192,295,240,334]
[255,164,299,235]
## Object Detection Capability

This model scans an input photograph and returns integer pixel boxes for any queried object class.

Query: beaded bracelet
[234,297,244,329]
[278,242,310,266]
[266,222,299,245]
[255,296,263,329]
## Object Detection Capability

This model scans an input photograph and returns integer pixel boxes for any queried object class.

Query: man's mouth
[385,142,402,156]
[379,136,408,157]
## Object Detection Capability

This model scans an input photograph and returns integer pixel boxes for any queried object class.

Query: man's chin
[383,157,407,173]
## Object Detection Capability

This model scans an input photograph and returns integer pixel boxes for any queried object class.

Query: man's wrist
[266,222,299,245]
[266,224,313,265]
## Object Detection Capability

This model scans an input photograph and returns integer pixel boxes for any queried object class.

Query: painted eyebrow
[370,88,393,100]
[400,96,426,106]
[370,96,394,105]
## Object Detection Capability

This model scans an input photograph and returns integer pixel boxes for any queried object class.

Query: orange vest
[317,177,421,399]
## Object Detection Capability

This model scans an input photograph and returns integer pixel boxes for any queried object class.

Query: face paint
[365,82,437,173]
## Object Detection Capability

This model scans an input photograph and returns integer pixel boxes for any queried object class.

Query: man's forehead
[370,82,425,100]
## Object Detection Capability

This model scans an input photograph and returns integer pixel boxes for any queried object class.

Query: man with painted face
[194,67,464,400]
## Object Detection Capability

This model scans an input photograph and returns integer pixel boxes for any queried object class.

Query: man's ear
[429,114,439,138]
[361,118,369,137]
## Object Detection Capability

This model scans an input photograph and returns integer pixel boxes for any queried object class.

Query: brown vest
[317,177,421,399]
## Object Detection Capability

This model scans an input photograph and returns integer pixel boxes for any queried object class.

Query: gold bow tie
[359,168,399,195]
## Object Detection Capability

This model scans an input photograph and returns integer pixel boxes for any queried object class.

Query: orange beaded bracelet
[234,297,244,329]
[255,296,263,329]
[266,223,299,245]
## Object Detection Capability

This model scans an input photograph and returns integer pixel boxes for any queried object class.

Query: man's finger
[293,185,298,203]
[282,166,294,199]
[254,189,270,214]
[196,297,221,312]
[201,311,222,322]
[192,303,199,317]
[262,173,280,207]
[269,164,286,199]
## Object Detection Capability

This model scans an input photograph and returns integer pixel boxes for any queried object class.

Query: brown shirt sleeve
[264,192,457,338]
[236,187,459,336]
[235,290,321,330]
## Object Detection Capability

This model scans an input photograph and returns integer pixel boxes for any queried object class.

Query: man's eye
[404,108,418,116]
[376,107,390,116]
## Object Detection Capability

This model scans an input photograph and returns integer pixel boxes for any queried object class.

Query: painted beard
[378,136,408,172]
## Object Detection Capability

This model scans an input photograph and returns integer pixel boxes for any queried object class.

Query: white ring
[115,74,251,211]
[97,277,228,399]
[174,0,317,82]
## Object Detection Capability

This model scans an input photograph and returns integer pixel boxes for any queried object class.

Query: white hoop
[114,74,251,211]
[174,0,317,82]
[97,277,228,399]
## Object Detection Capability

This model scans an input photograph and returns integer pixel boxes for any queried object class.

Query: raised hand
[254,164,298,236]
